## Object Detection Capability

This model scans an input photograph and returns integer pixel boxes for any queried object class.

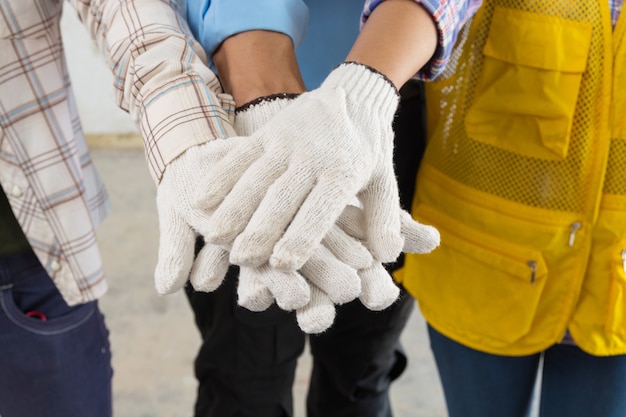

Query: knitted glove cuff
[323,62,399,122]
[234,94,297,136]
[235,93,301,113]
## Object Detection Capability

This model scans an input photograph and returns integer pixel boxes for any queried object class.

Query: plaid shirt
[0,0,235,305]
[610,0,624,26]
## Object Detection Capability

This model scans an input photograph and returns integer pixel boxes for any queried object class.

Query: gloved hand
[194,62,404,272]
[230,95,440,333]
[230,96,369,319]
[154,140,235,295]
[335,205,440,310]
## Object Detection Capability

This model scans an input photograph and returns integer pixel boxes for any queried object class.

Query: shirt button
[11,185,23,197]
[50,260,61,272]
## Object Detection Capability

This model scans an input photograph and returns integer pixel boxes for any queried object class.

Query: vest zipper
[622,250,626,274]
[528,260,537,284]
[568,221,582,247]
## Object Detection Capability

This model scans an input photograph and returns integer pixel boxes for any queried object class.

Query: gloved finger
[399,210,440,254]
[188,244,230,292]
[336,206,440,254]
[194,138,263,213]
[200,154,287,247]
[237,267,275,312]
[321,225,372,270]
[251,263,310,311]
[358,262,400,311]
[229,165,315,267]
[299,245,361,305]
[270,177,357,271]
[154,206,196,295]
[335,205,366,240]
[359,168,404,263]
[296,284,336,334]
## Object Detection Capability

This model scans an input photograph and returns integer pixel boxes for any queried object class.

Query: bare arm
[213,0,438,101]
[213,31,306,105]
[347,0,438,89]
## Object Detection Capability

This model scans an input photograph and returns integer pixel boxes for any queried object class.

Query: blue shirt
[185,0,480,83]
[185,0,309,71]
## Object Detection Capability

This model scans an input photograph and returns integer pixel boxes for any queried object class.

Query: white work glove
[154,140,235,295]
[232,95,440,333]
[231,97,368,328]
[194,62,404,272]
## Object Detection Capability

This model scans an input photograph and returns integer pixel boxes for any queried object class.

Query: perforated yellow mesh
[604,139,626,195]
[424,0,609,213]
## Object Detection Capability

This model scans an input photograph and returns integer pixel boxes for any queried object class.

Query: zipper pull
[622,250,626,274]
[568,221,582,247]
[528,260,537,284]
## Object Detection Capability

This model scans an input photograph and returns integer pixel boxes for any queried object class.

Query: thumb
[154,202,196,295]
[399,210,440,254]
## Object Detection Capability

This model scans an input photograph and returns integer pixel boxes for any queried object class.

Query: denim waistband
[0,249,43,287]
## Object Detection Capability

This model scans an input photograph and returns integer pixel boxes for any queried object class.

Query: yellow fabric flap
[484,6,592,73]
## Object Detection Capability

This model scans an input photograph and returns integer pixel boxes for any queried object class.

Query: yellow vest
[402,0,626,356]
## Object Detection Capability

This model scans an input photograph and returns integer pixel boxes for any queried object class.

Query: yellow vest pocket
[406,205,548,348]
[465,6,592,160]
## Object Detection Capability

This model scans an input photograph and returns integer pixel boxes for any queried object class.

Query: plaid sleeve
[361,0,482,80]
[67,0,236,183]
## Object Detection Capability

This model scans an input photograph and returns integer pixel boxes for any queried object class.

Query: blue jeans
[0,250,113,417]
[428,325,626,417]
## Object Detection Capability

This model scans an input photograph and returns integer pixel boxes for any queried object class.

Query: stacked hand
[154,62,440,333]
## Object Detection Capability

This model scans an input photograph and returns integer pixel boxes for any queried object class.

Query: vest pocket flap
[410,205,548,346]
[484,7,592,73]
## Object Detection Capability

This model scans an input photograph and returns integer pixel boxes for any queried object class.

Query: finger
[321,225,372,270]
[358,263,400,311]
[335,205,367,241]
[296,284,336,334]
[237,267,275,312]
[270,177,357,271]
[359,168,404,263]
[200,154,287,246]
[229,165,315,267]
[154,204,196,295]
[194,138,263,212]
[399,210,440,254]
[252,263,310,311]
[188,244,230,292]
[299,245,361,305]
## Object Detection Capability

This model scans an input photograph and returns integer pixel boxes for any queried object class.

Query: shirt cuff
[191,0,309,59]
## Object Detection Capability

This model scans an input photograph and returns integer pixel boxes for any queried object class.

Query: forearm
[347,0,438,89]
[213,30,306,105]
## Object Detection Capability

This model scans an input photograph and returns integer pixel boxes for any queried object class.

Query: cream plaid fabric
[0,0,235,304]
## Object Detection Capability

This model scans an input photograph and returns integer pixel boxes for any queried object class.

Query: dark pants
[185,271,414,417]
[0,250,113,417]
[186,81,427,417]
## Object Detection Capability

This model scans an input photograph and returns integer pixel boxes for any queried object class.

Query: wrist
[322,62,399,122]
[213,30,306,105]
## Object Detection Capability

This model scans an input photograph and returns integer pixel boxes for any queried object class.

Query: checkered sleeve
[68,0,237,183]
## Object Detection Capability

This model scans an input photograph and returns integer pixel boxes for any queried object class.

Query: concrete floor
[92,148,451,417]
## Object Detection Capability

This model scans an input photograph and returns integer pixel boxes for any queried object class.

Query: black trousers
[185,80,427,417]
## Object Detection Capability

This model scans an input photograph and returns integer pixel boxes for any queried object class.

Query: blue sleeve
[186,0,309,59]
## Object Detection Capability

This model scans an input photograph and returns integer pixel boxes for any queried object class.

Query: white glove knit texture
[154,139,234,295]
[233,96,369,331]
[195,62,403,273]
